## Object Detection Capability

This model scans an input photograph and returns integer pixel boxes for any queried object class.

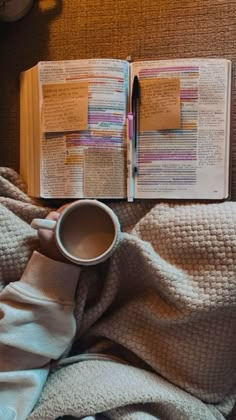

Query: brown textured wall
[0,0,236,195]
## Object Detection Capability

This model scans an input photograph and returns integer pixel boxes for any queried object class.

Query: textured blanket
[0,167,236,420]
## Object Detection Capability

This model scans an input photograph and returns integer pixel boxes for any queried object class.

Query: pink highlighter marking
[127,112,134,140]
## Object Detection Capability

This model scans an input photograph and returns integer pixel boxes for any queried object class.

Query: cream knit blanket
[0,168,235,420]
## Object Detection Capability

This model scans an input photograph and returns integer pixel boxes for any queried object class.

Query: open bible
[20,58,232,200]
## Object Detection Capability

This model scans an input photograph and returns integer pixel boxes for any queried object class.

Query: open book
[20,58,232,200]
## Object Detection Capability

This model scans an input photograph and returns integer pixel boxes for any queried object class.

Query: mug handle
[31,218,57,231]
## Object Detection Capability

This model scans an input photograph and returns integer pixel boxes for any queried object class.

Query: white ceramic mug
[31,200,121,266]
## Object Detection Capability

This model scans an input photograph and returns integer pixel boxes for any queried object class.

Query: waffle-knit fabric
[0,168,235,419]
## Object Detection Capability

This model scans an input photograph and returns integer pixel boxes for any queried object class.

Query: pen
[131,75,140,175]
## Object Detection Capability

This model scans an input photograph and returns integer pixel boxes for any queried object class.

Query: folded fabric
[0,168,235,419]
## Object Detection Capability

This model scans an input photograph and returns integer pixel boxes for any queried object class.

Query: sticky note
[139,78,181,131]
[42,82,88,133]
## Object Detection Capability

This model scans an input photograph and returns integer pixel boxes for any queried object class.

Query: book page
[42,82,88,132]
[39,59,129,198]
[131,59,231,200]
[41,135,84,198]
[84,148,126,198]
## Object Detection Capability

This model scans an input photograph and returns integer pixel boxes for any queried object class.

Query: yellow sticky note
[42,82,88,133]
[140,78,181,131]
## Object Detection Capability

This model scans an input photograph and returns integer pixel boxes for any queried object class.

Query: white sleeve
[0,251,81,420]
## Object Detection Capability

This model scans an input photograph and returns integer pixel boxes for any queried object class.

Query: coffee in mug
[31,200,120,265]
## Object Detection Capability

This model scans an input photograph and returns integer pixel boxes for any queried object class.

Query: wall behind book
[0,0,236,199]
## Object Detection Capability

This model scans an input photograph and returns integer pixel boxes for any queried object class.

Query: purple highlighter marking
[139,156,196,162]
[139,66,199,76]
[88,113,124,124]
[139,153,196,158]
